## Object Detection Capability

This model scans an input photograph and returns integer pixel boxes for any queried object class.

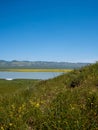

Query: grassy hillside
[0,63,98,130]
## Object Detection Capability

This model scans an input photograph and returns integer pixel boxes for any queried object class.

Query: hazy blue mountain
[0,60,90,69]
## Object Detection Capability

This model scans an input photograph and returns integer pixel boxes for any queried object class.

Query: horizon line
[0,59,95,63]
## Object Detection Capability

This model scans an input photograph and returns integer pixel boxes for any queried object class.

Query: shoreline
[0,68,72,72]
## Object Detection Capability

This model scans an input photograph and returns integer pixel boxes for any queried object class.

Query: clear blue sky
[0,0,98,63]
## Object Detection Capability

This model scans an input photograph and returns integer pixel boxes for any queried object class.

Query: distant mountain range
[0,60,91,69]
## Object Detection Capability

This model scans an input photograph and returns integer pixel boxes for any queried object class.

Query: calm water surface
[0,72,63,80]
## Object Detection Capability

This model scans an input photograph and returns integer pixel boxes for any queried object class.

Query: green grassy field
[0,79,39,96]
[0,63,98,129]
[0,68,72,72]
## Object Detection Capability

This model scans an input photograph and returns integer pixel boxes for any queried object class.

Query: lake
[0,72,63,80]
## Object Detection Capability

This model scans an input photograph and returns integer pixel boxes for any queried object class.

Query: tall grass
[0,63,98,129]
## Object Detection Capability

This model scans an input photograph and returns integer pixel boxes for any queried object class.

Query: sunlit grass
[0,68,72,72]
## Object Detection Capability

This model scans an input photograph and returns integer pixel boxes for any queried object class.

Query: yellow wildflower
[1,127,4,130]
[35,103,40,108]
[9,123,12,126]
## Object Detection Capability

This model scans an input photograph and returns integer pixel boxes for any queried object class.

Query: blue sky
[0,0,98,63]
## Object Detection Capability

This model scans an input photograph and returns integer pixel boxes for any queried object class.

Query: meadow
[0,63,98,129]
[0,68,72,72]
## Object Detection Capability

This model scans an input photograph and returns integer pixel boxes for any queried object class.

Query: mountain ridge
[0,60,91,69]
